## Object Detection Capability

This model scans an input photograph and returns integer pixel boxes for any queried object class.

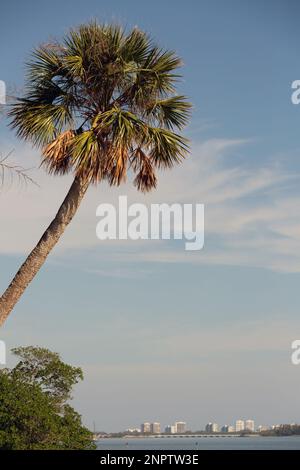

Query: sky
[1,0,300,432]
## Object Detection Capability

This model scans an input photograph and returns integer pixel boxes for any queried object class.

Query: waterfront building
[175,421,187,433]
[141,422,151,433]
[165,425,176,434]
[221,425,229,433]
[245,420,255,432]
[235,420,245,432]
[150,422,161,434]
[205,422,219,433]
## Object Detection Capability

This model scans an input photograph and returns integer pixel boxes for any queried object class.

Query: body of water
[96,436,300,450]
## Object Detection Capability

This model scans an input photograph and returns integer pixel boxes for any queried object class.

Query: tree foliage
[10,346,83,408]
[0,346,95,450]
[9,22,191,192]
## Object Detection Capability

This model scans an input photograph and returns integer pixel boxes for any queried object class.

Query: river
[96,435,300,450]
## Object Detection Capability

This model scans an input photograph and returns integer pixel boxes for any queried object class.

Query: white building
[175,421,187,433]
[206,422,219,433]
[165,425,176,434]
[141,422,151,433]
[235,420,245,432]
[245,420,255,432]
[212,423,219,433]
[150,422,161,434]
[228,425,235,433]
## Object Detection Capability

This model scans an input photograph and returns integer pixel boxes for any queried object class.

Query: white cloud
[1,137,300,273]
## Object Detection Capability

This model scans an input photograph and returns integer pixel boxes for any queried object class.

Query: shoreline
[94,433,298,440]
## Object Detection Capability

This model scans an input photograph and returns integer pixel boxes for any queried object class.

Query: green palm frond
[71,130,100,166]
[10,101,72,147]
[119,28,151,64]
[27,46,64,83]
[62,54,84,78]
[9,21,191,189]
[145,127,188,168]
[146,95,191,130]
[71,130,104,182]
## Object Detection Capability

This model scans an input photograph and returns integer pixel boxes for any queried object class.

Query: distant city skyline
[123,417,300,435]
[106,417,300,435]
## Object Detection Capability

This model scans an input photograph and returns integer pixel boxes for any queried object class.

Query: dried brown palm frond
[131,147,157,192]
[75,144,104,184]
[104,145,129,186]
[42,130,75,175]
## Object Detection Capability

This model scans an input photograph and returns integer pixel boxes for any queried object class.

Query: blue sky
[1,0,300,431]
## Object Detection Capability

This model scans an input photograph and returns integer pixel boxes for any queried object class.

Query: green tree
[0,22,191,325]
[10,346,83,408]
[0,346,95,450]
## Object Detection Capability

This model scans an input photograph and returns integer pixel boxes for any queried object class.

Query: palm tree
[0,22,191,326]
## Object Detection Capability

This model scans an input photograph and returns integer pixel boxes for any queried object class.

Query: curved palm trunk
[0,174,90,326]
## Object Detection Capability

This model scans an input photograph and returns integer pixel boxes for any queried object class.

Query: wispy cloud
[1,137,300,273]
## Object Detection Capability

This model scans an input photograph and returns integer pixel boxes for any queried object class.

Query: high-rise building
[165,425,176,434]
[212,423,219,433]
[205,423,213,433]
[235,420,245,432]
[245,420,255,432]
[221,425,229,433]
[175,422,187,433]
[205,422,219,433]
[150,422,161,434]
[141,422,151,433]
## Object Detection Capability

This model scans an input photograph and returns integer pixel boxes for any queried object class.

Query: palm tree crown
[10,22,191,191]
